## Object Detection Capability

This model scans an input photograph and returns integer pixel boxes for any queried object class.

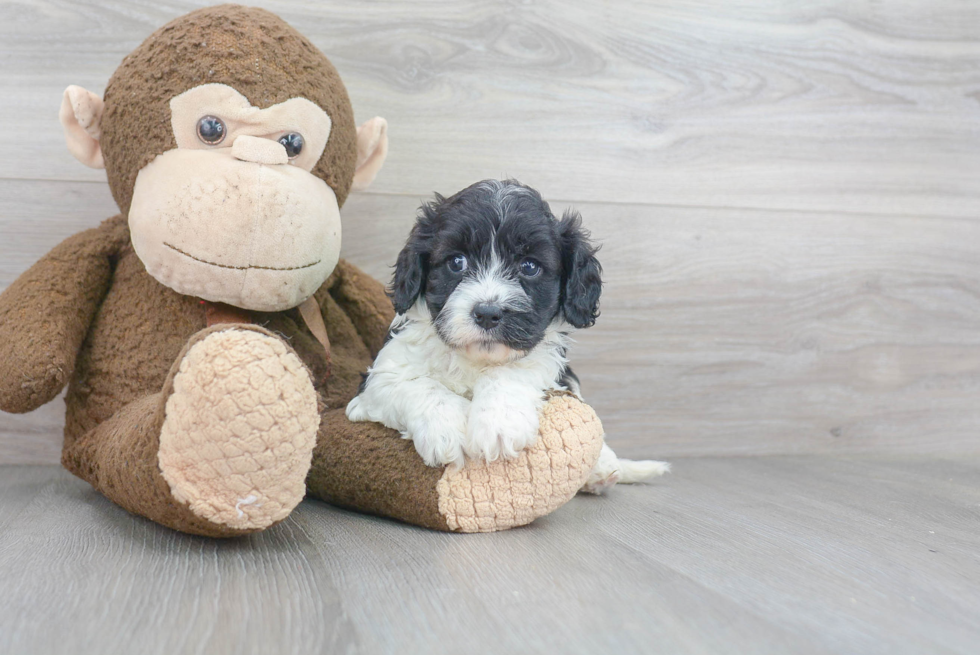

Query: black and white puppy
[346,179,667,491]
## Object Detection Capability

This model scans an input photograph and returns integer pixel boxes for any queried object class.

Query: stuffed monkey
[0,5,603,536]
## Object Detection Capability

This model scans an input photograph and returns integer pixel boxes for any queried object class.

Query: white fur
[347,300,671,491]
[435,251,532,355]
[476,178,537,219]
[347,300,569,468]
[347,185,670,487]
[581,444,671,494]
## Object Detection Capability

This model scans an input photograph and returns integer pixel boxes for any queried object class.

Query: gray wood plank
[0,178,117,464]
[2,2,978,653]
[0,466,360,655]
[1,458,978,654]
[341,192,980,459]
[0,0,977,216]
[2,181,979,463]
[0,465,64,529]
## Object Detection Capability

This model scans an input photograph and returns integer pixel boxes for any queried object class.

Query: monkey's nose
[230,135,289,165]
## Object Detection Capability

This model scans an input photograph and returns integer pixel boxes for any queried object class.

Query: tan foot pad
[436,394,604,533]
[159,328,319,531]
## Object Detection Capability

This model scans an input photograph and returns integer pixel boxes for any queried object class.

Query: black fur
[557,364,582,397]
[389,179,602,351]
[389,207,435,314]
[558,210,602,328]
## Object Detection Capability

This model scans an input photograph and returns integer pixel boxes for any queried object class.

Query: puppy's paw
[464,397,540,462]
[581,461,621,495]
[345,395,368,422]
[581,443,622,494]
[406,395,470,468]
[581,443,670,494]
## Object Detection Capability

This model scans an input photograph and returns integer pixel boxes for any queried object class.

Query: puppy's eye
[278,132,304,159]
[519,258,541,277]
[447,254,468,273]
[197,116,226,145]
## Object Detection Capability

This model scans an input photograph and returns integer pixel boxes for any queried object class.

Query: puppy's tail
[618,458,671,483]
[581,449,670,495]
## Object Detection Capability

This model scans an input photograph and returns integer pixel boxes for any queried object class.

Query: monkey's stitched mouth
[163,242,321,271]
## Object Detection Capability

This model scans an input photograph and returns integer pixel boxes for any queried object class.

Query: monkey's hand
[0,215,128,413]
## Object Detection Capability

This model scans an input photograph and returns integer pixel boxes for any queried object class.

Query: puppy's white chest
[427,360,486,400]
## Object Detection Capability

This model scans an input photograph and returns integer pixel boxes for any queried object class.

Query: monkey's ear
[59,85,105,169]
[350,117,388,192]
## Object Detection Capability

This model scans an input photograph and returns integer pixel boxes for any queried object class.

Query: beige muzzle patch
[129,148,341,311]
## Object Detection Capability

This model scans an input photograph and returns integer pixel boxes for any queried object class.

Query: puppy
[346,179,668,492]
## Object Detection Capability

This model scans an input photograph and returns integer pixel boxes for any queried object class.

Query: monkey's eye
[278,132,304,159]
[196,116,226,145]
[447,254,468,273]
[519,258,541,277]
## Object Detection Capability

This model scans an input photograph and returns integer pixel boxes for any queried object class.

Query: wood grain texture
[2,3,978,653]
[1,458,978,654]
[1,0,979,461]
[0,0,978,215]
[0,179,117,464]
[338,192,980,458]
[2,182,979,461]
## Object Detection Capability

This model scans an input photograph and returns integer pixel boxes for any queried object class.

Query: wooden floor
[1,1,979,653]
[2,459,979,655]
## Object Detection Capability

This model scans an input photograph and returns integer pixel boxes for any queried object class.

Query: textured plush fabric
[63,393,251,538]
[158,327,319,530]
[100,4,358,214]
[4,213,604,535]
[53,230,375,535]
[350,117,388,191]
[307,394,604,533]
[320,259,395,358]
[128,144,342,311]
[169,85,332,172]
[63,218,209,450]
[0,4,606,538]
[60,85,105,168]
[0,216,129,414]
[437,393,604,532]
[308,408,451,531]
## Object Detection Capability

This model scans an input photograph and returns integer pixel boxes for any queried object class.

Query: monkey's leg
[63,324,319,537]
[306,393,604,533]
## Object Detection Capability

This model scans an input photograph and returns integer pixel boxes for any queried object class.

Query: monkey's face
[59,6,389,312]
[128,84,340,311]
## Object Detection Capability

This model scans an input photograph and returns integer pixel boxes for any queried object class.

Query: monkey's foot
[158,327,319,531]
[436,393,604,532]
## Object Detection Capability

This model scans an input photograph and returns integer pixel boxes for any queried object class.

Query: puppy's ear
[391,242,427,314]
[559,209,602,328]
[390,195,443,314]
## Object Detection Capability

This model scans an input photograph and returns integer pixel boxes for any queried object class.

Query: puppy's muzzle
[472,302,503,330]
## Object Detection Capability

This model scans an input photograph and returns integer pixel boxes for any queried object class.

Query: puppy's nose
[473,303,503,330]
[230,135,289,165]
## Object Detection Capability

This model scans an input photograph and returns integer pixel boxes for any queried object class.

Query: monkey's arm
[320,259,395,358]
[0,215,129,413]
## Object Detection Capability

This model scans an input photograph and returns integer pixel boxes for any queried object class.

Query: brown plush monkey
[0,5,603,537]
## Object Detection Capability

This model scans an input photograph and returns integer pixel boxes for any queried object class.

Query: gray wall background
[1,0,978,463]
